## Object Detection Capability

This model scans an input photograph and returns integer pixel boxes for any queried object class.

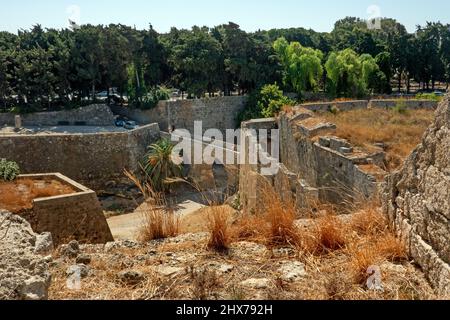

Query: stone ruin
[239,95,449,294]
[382,95,450,295]
[240,107,388,215]
[0,210,53,300]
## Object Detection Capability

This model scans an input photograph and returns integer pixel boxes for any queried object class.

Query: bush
[415,93,443,102]
[142,139,182,192]
[138,87,170,110]
[238,84,295,121]
[393,100,408,114]
[0,159,20,181]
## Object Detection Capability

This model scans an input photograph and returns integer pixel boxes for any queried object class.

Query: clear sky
[1,0,449,34]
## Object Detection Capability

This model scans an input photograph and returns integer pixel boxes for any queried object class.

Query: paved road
[107,199,205,241]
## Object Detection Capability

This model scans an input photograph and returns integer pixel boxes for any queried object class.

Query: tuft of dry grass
[207,206,231,253]
[347,242,383,284]
[350,206,388,236]
[314,215,348,253]
[261,186,301,247]
[139,206,179,242]
[125,170,179,242]
[376,233,408,263]
[232,213,268,244]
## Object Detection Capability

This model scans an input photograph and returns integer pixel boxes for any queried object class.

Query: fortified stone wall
[0,124,160,189]
[239,108,388,214]
[382,95,450,295]
[111,96,247,133]
[0,104,115,127]
[369,99,438,110]
[299,99,438,113]
[16,174,113,246]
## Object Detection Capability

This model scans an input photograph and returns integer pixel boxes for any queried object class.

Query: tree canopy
[0,18,449,112]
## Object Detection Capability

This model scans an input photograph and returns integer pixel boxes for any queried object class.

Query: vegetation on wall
[239,84,294,121]
[0,159,20,181]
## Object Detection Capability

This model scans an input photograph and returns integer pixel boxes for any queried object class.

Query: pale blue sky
[1,0,449,34]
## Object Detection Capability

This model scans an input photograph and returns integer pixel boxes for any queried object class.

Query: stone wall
[16,174,113,246]
[279,108,384,206]
[239,108,387,214]
[369,99,438,110]
[111,96,247,133]
[0,124,160,189]
[0,104,115,127]
[382,95,450,295]
[299,99,438,113]
[0,211,52,300]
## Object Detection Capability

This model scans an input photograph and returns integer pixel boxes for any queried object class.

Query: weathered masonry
[15,173,113,246]
[239,107,387,214]
[0,124,160,189]
[382,96,450,296]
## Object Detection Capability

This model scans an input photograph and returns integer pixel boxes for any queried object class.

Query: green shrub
[0,159,20,181]
[238,84,295,121]
[393,101,408,114]
[139,87,170,110]
[142,139,182,192]
[415,93,443,102]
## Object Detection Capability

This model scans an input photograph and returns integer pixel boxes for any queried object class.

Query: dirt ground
[0,178,75,213]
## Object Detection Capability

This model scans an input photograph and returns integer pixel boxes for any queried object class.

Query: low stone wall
[301,100,368,112]
[0,104,115,127]
[382,96,450,295]
[369,99,438,110]
[15,173,113,246]
[299,99,438,113]
[0,124,161,189]
[111,96,247,133]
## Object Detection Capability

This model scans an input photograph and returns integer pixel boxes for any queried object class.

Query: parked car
[124,121,138,130]
[95,91,108,101]
[115,118,126,127]
[433,91,445,96]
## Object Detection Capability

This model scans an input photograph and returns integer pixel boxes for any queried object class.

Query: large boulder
[382,94,450,296]
[0,211,52,300]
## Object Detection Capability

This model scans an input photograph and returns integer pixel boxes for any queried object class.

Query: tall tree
[273,37,324,97]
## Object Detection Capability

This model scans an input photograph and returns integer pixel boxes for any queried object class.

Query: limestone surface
[0,211,52,300]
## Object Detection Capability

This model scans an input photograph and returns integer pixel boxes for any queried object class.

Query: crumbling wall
[382,95,450,295]
[279,108,385,206]
[0,124,160,189]
[0,211,52,300]
[0,104,115,127]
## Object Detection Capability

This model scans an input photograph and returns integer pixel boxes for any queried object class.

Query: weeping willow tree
[273,37,324,98]
[325,49,387,98]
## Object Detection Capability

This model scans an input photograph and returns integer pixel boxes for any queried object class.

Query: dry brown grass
[376,233,408,263]
[125,170,179,242]
[188,266,220,300]
[321,108,434,170]
[350,206,388,236]
[314,215,348,253]
[207,206,231,252]
[139,206,179,242]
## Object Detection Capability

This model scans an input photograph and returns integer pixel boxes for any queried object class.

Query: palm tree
[143,139,182,192]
